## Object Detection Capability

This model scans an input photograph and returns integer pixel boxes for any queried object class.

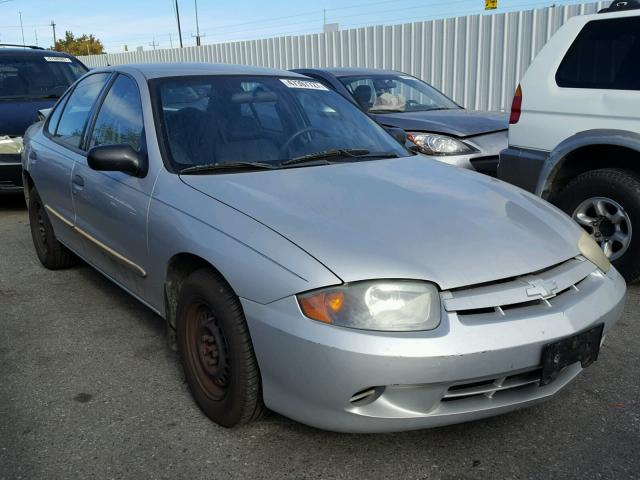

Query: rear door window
[556,16,640,90]
[53,73,110,149]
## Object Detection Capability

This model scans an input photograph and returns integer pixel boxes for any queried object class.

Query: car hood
[0,98,56,136]
[372,109,508,138]
[180,156,583,290]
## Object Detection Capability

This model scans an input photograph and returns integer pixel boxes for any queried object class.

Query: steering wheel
[279,127,330,157]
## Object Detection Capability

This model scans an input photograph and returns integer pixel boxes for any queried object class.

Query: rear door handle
[72,174,85,192]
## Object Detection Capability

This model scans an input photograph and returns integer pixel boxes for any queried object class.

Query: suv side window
[54,73,110,149]
[89,75,144,151]
[556,16,640,91]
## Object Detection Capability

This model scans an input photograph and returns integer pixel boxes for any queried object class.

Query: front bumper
[498,146,549,194]
[0,153,23,192]
[242,266,625,433]
[425,130,507,177]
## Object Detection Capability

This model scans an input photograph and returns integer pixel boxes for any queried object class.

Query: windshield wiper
[282,148,382,166]
[178,162,278,174]
[0,94,60,100]
[282,149,402,166]
[368,109,405,113]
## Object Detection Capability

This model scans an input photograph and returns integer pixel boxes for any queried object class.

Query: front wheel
[176,269,264,427]
[555,168,640,282]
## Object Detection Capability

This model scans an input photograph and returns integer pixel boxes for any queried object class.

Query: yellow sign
[485,0,498,10]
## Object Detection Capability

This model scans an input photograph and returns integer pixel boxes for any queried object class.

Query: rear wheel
[28,188,76,269]
[555,168,640,282]
[176,269,264,427]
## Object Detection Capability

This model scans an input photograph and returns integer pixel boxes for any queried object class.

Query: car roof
[296,67,406,78]
[93,63,308,80]
[0,47,72,57]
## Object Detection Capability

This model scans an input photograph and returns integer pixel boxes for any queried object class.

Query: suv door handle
[72,174,85,192]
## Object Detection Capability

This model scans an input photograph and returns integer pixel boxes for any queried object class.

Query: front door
[71,74,152,299]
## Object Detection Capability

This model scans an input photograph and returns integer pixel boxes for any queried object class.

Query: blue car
[0,44,87,192]
[293,68,508,176]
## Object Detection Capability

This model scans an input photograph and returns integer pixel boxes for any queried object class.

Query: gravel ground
[1,194,638,480]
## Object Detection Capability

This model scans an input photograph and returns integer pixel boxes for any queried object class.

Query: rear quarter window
[556,16,640,91]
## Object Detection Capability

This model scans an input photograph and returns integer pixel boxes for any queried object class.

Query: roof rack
[599,0,640,13]
[0,43,45,50]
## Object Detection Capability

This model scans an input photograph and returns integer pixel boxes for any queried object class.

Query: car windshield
[339,74,460,113]
[152,75,410,171]
[0,54,87,100]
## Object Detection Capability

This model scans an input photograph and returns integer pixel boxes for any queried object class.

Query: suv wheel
[555,168,640,283]
[176,268,265,428]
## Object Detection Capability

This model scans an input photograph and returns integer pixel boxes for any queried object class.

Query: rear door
[29,72,111,253]
[71,73,151,298]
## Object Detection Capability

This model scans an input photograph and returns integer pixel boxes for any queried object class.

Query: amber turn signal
[299,292,345,324]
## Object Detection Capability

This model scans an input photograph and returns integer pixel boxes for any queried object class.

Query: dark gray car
[293,68,508,176]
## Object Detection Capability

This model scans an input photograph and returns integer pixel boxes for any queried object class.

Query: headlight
[578,232,611,273]
[407,132,472,156]
[297,280,441,332]
[0,136,23,155]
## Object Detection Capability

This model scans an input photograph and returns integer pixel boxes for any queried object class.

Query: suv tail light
[509,85,522,125]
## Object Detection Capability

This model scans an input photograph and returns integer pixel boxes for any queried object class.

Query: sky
[0,0,597,53]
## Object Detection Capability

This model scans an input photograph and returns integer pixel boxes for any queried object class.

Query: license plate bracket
[540,324,604,386]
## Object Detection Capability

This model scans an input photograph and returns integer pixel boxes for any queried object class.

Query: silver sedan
[22,63,625,433]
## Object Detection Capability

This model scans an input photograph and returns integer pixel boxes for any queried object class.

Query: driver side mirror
[87,144,147,177]
[383,126,407,145]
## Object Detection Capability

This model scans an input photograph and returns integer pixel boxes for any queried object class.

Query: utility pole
[34,29,38,47]
[19,11,25,46]
[149,38,159,50]
[194,0,201,46]
[50,21,57,48]
[169,32,173,48]
[175,0,184,48]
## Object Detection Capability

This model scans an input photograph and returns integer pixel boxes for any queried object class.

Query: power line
[96,0,594,53]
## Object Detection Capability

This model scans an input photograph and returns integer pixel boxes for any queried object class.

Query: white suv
[499,0,640,282]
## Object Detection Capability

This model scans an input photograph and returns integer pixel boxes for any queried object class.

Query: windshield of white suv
[339,74,460,113]
[152,75,411,172]
[0,54,87,100]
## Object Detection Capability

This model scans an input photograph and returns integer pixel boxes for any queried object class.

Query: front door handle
[72,174,85,193]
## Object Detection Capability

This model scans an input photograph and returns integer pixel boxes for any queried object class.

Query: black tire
[554,168,640,283]
[176,268,264,427]
[28,187,77,270]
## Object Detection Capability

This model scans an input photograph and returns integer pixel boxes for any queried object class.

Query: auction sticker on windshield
[44,56,72,63]
[281,79,329,91]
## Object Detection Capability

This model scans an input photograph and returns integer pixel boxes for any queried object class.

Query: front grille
[442,257,596,319]
[442,368,541,402]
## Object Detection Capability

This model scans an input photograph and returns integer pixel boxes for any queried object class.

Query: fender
[536,129,640,198]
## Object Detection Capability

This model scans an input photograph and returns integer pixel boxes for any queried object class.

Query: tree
[54,31,105,56]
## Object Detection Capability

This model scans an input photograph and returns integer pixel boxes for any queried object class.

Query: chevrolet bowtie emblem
[525,279,559,299]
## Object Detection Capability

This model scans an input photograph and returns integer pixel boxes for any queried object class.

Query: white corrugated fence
[78,1,607,111]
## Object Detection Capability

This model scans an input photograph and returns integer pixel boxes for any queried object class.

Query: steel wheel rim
[185,301,230,401]
[573,196,632,261]
[34,201,49,256]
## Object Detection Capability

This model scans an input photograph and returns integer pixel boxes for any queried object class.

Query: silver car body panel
[181,155,585,290]
[242,266,624,433]
[21,63,626,432]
